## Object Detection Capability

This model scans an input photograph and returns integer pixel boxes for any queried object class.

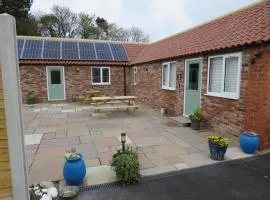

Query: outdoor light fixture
[121,133,126,152]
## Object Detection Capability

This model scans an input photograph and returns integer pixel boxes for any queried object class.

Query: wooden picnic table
[91,96,139,112]
[79,90,102,104]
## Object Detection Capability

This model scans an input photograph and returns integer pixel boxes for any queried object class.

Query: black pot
[208,141,228,161]
[190,119,201,130]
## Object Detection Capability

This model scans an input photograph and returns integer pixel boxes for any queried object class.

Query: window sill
[92,83,111,86]
[162,86,176,91]
[204,93,239,100]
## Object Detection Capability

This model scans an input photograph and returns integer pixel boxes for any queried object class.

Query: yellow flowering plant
[208,135,229,147]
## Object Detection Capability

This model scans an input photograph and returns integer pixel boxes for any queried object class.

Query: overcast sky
[31,0,257,41]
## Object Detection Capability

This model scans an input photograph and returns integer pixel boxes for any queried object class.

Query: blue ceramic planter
[239,132,260,154]
[208,141,228,161]
[63,154,86,185]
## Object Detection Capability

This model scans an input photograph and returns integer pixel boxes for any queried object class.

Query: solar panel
[17,39,24,58]
[62,41,79,60]
[110,43,128,61]
[79,42,97,60]
[94,43,113,60]
[22,39,43,59]
[43,40,61,59]
[16,38,127,62]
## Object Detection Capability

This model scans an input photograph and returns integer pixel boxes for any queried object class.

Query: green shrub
[111,146,140,184]
[189,107,203,121]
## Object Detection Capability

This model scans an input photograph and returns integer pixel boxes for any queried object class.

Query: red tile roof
[123,43,148,62]
[132,0,270,65]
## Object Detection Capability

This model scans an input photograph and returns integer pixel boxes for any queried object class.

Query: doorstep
[169,116,191,127]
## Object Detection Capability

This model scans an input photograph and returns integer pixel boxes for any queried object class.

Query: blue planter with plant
[63,153,86,185]
[208,135,228,161]
[239,132,260,154]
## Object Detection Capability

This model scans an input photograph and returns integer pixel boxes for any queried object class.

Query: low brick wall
[19,65,125,103]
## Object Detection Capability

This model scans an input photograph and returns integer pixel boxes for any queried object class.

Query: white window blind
[169,62,176,88]
[207,53,241,99]
[209,57,223,93]
[224,57,239,93]
[162,62,176,90]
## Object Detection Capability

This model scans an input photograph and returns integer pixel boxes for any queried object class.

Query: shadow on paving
[75,153,270,200]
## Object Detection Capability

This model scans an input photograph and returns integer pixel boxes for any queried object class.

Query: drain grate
[80,181,122,192]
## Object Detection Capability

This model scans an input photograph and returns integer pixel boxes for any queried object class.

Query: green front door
[184,59,202,116]
[47,66,65,101]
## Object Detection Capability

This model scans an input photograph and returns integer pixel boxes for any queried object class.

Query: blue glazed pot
[208,141,228,161]
[63,154,86,185]
[239,132,260,154]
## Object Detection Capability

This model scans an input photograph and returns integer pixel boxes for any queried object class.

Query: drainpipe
[124,66,127,95]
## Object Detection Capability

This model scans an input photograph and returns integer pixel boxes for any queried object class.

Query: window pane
[163,64,169,87]
[102,68,109,83]
[92,68,101,83]
[224,57,238,93]
[169,63,176,88]
[209,57,223,93]
[189,64,199,90]
[51,70,61,84]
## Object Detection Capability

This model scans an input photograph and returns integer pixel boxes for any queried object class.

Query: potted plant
[189,107,203,130]
[208,135,229,161]
[111,146,140,185]
[26,89,36,105]
[63,150,86,186]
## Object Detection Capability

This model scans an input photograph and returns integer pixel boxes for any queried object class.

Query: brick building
[18,1,270,148]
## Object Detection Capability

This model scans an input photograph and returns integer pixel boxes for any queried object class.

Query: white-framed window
[91,67,111,85]
[207,52,242,99]
[162,62,176,90]
[133,66,137,85]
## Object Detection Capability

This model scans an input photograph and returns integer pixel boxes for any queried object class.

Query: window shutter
[209,57,223,93]
[224,56,239,93]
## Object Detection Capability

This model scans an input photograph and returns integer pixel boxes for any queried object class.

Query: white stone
[33,109,41,112]
[24,134,43,145]
[40,194,52,200]
[47,187,58,198]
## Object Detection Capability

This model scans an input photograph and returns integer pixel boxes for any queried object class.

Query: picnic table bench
[79,90,103,104]
[91,96,139,113]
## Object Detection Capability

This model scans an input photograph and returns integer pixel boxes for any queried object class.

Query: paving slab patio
[23,103,246,185]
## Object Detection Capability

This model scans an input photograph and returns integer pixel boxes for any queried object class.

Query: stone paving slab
[23,104,244,185]
[24,134,43,145]
[84,165,117,186]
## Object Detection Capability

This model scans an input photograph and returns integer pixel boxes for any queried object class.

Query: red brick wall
[243,45,270,149]
[126,61,185,116]
[127,44,270,149]
[19,65,125,103]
